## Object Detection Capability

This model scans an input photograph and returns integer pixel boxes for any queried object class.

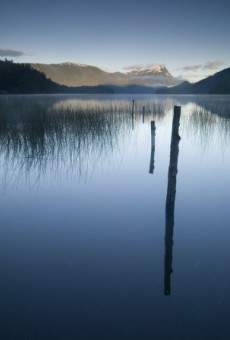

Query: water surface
[0,94,230,340]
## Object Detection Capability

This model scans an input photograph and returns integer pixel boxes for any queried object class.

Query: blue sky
[1,0,229,81]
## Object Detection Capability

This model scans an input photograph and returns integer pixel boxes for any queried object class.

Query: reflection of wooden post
[142,105,145,123]
[164,106,181,296]
[131,99,135,129]
[149,121,156,174]
[131,99,135,115]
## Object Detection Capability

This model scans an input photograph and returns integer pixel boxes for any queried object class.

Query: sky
[0,0,229,81]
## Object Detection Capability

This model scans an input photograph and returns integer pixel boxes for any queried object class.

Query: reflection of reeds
[0,95,172,188]
[181,102,230,148]
[129,98,172,120]
[0,95,171,187]
[53,97,171,119]
[0,105,131,186]
[0,94,229,187]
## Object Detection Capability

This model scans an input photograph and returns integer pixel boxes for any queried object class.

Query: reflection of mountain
[32,62,179,87]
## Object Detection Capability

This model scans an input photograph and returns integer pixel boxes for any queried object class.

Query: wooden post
[149,121,156,174]
[142,105,145,123]
[164,106,181,295]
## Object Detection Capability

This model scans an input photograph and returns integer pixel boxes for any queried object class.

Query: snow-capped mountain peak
[126,64,172,77]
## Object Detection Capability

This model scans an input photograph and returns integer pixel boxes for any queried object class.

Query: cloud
[176,60,225,82]
[180,60,224,72]
[181,64,202,72]
[0,48,25,57]
[203,60,223,70]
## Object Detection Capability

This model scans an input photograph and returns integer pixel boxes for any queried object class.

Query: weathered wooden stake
[149,121,156,174]
[164,105,181,296]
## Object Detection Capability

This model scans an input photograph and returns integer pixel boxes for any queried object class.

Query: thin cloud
[176,60,225,82]
[180,60,224,72]
[181,64,202,71]
[0,48,25,57]
[203,60,223,70]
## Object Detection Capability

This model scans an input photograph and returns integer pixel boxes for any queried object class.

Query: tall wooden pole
[164,106,181,295]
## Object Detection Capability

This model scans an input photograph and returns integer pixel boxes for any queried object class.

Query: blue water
[0,94,230,340]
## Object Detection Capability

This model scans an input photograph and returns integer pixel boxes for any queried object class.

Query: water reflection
[0,95,172,187]
[182,103,230,149]
[0,95,230,339]
[0,94,229,189]
[0,98,133,187]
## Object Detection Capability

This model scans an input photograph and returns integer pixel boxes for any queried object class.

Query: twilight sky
[1,0,229,81]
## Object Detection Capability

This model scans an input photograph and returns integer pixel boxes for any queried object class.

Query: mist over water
[0,94,230,340]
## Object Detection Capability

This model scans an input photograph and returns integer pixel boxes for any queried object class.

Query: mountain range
[31,62,179,87]
[0,59,230,94]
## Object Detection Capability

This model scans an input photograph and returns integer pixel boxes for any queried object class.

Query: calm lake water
[0,94,230,340]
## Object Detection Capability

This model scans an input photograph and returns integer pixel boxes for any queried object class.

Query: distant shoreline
[1,92,230,96]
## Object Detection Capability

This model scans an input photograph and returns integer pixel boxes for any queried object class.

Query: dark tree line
[0,60,118,94]
[0,59,63,94]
